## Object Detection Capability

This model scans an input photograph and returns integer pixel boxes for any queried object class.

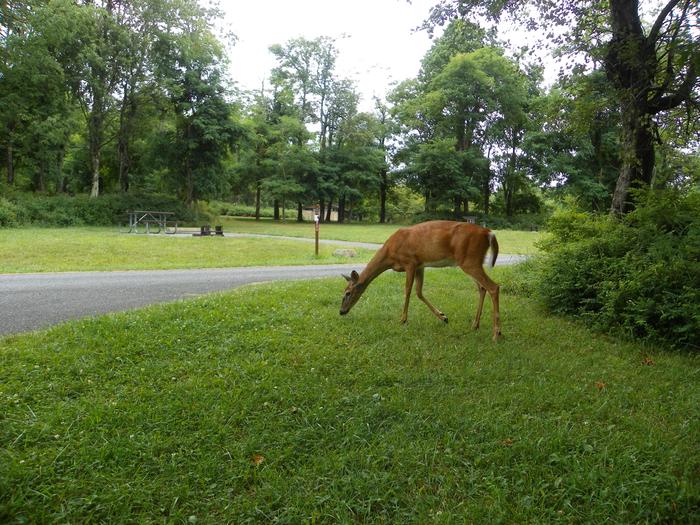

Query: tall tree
[424,0,700,214]
[156,26,239,206]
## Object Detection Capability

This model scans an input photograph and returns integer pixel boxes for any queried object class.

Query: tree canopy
[1,0,698,223]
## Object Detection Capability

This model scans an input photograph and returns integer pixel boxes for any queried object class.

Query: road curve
[0,255,527,337]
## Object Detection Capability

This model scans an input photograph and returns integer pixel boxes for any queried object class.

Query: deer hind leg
[460,264,501,341]
[400,267,416,324]
[471,280,487,330]
[415,267,448,323]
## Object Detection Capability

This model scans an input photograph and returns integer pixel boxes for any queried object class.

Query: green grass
[0,227,375,273]
[0,224,539,273]
[219,217,542,254]
[1,268,698,523]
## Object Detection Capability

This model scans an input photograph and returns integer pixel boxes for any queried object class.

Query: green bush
[3,193,200,226]
[525,190,700,350]
[0,197,22,227]
[207,200,275,218]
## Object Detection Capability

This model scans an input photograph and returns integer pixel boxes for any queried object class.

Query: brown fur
[340,221,502,341]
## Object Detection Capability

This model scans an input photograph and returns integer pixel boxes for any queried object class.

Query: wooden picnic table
[127,210,176,234]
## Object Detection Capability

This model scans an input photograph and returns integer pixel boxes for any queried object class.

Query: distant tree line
[1,0,698,224]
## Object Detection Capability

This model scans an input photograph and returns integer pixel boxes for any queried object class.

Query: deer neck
[358,247,392,287]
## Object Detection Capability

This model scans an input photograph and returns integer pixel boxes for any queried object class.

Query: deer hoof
[441,316,448,324]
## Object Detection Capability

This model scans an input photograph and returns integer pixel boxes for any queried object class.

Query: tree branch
[650,59,698,113]
[648,0,684,44]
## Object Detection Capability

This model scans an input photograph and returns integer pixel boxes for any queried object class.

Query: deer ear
[342,274,352,282]
[350,270,359,282]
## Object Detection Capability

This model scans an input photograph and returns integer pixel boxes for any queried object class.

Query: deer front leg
[400,267,415,324]
[415,267,448,323]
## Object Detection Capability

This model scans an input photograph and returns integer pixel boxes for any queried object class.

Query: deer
[340,220,502,341]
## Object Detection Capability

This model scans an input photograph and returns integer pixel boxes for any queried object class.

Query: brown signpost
[314,210,320,256]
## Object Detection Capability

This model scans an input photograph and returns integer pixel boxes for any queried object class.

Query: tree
[391,30,535,217]
[156,28,239,206]
[424,0,700,214]
[523,71,621,211]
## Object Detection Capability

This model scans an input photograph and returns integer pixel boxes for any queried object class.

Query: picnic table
[126,210,177,234]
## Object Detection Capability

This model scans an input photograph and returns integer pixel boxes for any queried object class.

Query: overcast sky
[221,0,438,111]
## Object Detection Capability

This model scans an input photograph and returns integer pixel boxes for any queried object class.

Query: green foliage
[527,190,700,349]
[0,197,22,227]
[3,193,197,227]
[206,200,275,218]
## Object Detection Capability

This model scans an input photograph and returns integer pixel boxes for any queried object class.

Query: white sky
[220,0,437,111]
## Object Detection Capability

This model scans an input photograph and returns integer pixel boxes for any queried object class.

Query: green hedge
[0,193,200,227]
[525,190,699,350]
[206,201,275,218]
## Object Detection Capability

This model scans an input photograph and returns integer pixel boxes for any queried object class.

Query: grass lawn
[0,224,539,273]
[1,267,698,523]
[219,216,542,254]
[0,227,376,273]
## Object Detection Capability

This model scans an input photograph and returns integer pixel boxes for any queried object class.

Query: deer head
[340,270,365,315]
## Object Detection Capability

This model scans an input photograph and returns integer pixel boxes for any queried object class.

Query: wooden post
[314,210,320,257]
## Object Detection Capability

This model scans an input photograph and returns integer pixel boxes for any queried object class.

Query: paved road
[0,264,365,336]
[0,254,527,337]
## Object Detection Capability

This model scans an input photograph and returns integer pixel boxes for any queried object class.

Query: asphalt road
[0,254,526,337]
[0,264,366,336]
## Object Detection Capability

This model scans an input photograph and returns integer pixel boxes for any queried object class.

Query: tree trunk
[453,196,462,219]
[6,143,14,185]
[297,201,303,222]
[482,179,490,215]
[117,81,136,193]
[185,159,194,208]
[56,144,66,193]
[319,197,326,224]
[273,199,280,221]
[339,195,347,224]
[610,102,655,214]
[379,169,387,223]
[90,149,100,197]
[606,0,656,215]
[118,136,130,193]
[255,184,261,220]
[325,198,332,222]
[89,107,103,198]
[34,161,46,193]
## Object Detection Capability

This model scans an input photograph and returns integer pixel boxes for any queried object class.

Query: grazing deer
[340,220,501,341]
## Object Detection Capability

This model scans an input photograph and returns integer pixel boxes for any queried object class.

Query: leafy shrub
[207,200,275,218]
[0,197,22,227]
[4,193,199,226]
[524,189,700,350]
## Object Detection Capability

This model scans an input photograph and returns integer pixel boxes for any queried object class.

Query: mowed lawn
[1,267,698,523]
[0,227,376,273]
[220,216,542,254]
[0,223,540,273]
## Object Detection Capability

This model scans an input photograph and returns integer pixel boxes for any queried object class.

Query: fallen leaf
[642,357,655,366]
[595,381,606,390]
[502,438,514,447]
[251,454,265,466]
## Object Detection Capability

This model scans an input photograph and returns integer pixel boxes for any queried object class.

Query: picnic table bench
[126,210,177,234]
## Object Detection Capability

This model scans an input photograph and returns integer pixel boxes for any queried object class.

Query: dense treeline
[2,0,698,224]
